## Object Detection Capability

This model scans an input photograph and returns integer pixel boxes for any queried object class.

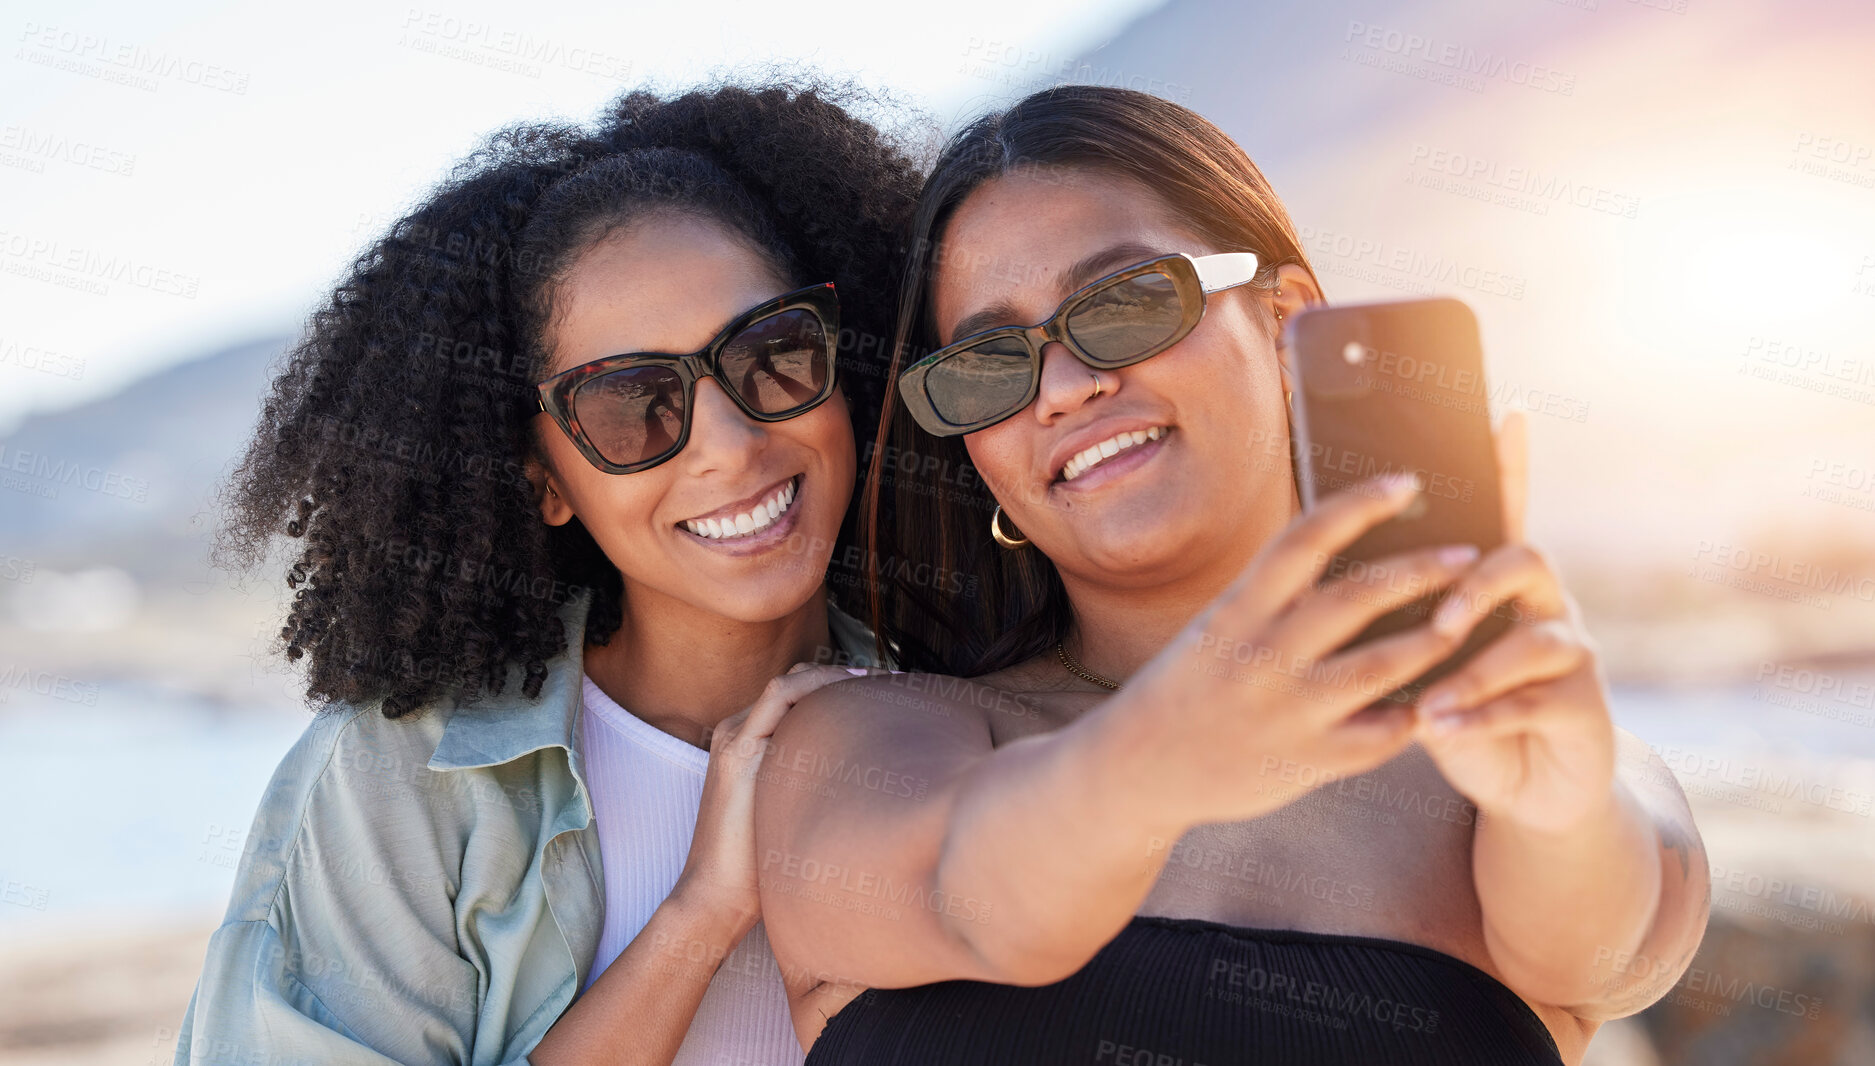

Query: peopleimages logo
[760,848,993,924]
[1690,540,1875,605]
[0,664,101,706]
[396,9,634,81]
[15,21,250,94]
[0,336,85,379]
[0,444,149,502]
[1408,144,1639,219]
[1342,21,1577,95]
[0,124,136,177]
[1295,226,1527,300]
[0,230,199,298]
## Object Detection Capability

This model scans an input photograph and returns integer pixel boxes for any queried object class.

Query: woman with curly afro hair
[174,79,927,1066]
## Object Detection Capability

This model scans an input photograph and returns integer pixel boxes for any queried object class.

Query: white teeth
[683,478,799,540]
[1059,427,1169,482]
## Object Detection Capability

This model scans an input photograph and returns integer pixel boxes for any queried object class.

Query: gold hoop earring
[990,504,1029,549]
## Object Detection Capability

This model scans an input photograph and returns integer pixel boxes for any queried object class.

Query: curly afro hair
[216,79,927,719]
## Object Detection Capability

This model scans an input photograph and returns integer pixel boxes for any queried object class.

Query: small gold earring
[990,504,1029,549]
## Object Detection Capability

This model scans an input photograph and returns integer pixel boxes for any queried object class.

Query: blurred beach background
[2,0,1872,1063]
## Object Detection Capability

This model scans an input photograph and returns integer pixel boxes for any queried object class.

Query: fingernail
[1420,690,1459,717]
[1432,596,1470,636]
[1430,711,1468,735]
[846,667,869,676]
[1437,544,1479,567]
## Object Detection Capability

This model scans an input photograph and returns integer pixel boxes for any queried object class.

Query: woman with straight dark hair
[176,81,922,1065]
[755,86,1709,1066]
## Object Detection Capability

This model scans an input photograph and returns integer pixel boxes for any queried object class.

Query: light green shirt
[173,586,882,1065]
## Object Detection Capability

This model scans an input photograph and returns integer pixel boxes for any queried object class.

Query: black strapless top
[805,915,1564,1065]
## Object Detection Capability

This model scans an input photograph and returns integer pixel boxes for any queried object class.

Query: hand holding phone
[1284,296,1511,704]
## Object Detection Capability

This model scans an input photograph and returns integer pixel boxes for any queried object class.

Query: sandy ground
[0,915,1663,1066]
[0,915,212,1066]
[3,777,1867,1066]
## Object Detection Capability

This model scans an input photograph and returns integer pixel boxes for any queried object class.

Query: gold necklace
[1055,640,1119,690]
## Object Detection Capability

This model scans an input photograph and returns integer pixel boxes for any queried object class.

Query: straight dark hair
[863,85,1321,676]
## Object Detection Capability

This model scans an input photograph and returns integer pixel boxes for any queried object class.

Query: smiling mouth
[1057,426,1168,483]
[679,476,800,540]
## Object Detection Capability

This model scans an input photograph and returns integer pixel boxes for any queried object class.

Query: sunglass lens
[1064,271,1185,363]
[720,308,831,415]
[572,363,687,468]
[924,334,1034,428]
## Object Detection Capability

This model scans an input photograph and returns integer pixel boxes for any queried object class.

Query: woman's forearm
[1471,778,1662,1009]
[529,889,752,1066]
[933,694,1193,986]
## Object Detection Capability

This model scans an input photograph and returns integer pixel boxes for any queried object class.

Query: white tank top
[578,672,804,1066]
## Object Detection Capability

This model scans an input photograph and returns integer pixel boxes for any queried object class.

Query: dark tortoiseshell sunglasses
[536,283,840,474]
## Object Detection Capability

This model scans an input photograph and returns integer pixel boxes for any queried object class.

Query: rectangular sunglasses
[896,252,1260,437]
[536,282,840,474]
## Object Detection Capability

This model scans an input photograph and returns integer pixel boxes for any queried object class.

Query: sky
[0,0,1161,436]
[5,0,1873,663]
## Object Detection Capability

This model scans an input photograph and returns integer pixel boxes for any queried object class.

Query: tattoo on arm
[1659,815,1693,880]
[1581,784,1710,1019]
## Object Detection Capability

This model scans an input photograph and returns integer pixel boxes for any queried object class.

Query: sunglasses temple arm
[1192,252,1261,293]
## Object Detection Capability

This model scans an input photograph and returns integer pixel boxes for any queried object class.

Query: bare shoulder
[756,672,1008,1014]
[759,676,1004,843]
[767,671,1001,765]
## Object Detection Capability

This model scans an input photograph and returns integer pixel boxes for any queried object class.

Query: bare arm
[1411,413,1710,1016]
[530,893,754,1065]
[533,666,866,1066]
[1414,535,1712,1017]
[755,673,1185,991]
[1471,729,1708,1018]
[758,476,1483,993]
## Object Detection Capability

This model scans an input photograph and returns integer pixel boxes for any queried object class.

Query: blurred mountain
[5,0,1872,684]
[0,335,292,582]
[0,334,306,707]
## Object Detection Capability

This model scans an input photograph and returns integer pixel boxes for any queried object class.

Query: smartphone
[1284,296,1509,705]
